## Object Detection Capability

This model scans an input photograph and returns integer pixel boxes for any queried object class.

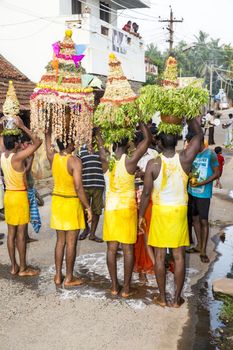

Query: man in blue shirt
[188,138,220,263]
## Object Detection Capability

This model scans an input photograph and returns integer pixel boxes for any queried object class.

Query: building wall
[0,0,146,82]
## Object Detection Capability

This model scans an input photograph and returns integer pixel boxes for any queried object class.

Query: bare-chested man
[45,132,92,287]
[139,118,203,307]
[1,116,42,276]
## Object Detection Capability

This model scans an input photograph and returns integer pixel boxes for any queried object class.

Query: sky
[118,0,233,50]
[0,0,232,81]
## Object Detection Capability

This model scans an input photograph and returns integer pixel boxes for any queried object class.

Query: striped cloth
[78,146,105,189]
[28,188,41,233]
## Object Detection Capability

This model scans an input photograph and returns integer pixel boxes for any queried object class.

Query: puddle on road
[0,252,197,310]
[188,226,233,349]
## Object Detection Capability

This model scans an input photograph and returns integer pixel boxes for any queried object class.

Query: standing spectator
[204,110,215,145]
[223,113,233,146]
[132,22,139,36]
[122,21,131,32]
[78,142,105,243]
[214,146,224,189]
[187,138,220,263]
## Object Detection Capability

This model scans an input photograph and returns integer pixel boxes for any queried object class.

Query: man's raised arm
[127,122,152,173]
[181,117,203,166]
[14,116,42,161]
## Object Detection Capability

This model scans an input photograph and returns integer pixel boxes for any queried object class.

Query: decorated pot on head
[1,81,22,136]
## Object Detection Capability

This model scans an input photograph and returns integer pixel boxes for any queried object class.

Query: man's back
[188,148,219,198]
[152,153,188,206]
[79,147,105,189]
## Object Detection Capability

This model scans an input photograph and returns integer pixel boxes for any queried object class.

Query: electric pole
[159,6,183,54]
[209,63,214,109]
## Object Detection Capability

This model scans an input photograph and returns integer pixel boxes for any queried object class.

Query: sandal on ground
[186,247,200,254]
[89,235,103,243]
[79,230,89,241]
[200,254,210,263]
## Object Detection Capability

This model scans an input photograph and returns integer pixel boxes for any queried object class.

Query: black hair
[3,135,20,150]
[20,133,31,143]
[115,138,129,148]
[56,139,66,151]
[214,146,222,154]
[229,114,233,118]
[159,133,178,149]
[185,132,195,142]
[112,138,129,152]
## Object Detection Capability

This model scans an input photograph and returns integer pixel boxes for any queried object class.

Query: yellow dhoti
[103,154,137,244]
[148,205,189,248]
[4,190,29,226]
[103,208,137,244]
[51,195,85,231]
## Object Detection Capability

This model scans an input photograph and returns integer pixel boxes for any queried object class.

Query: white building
[0,0,150,83]
[145,57,158,76]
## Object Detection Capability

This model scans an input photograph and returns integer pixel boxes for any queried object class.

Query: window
[100,1,110,23]
[101,25,109,36]
[72,0,81,14]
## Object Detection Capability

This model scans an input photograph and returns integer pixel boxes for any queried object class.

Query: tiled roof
[0,54,35,112]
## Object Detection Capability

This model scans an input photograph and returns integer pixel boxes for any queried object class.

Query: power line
[110,0,159,20]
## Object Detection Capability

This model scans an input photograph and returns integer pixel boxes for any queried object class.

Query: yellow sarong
[4,190,29,226]
[51,154,85,231]
[103,154,137,244]
[51,196,85,231]
[148,204,189,248]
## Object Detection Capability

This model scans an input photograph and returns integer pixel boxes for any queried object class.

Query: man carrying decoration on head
[94,54,152,297]
[45,132,92,287]
[33,30,94,287]
[139,119,203,308]
[0,81,42,276]
[138,56,209,307]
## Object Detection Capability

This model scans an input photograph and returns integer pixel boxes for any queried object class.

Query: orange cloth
[134,193,154,274]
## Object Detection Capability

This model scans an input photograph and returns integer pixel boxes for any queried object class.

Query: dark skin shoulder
[179,119,203,174]
[125,122,152,175]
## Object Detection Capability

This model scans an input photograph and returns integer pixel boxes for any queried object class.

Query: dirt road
[0,112,232,350]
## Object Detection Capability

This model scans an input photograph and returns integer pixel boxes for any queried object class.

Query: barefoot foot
[171,297,185,308]
[109,284,121,296]
[64,277,85,287]
[139,272,148,285]
[54,274,64,287]
[121,288,137,298]
[18,268,40,277]
[10,264,19,276]
[153,294,167,308]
